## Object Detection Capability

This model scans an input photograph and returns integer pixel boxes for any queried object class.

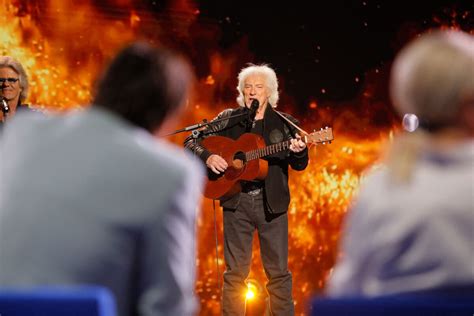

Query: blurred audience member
[0,42,204,316]
[327,30,474,297]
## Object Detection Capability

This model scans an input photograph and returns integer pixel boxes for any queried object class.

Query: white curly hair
[236,64,279,108]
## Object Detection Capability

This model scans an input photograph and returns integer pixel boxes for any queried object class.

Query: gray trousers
[222,192,294,316]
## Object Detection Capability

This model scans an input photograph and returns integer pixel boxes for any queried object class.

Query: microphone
[248,99,259,120]
[250,99,259,113]
[243,99,259,131]
[1,97,10,115]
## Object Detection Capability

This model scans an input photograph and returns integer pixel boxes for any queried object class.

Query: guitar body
[199,126,334,199]
[202,133,268,199]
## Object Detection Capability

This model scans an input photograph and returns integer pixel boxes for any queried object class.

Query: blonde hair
[390,30,474,129]
[236,64,279,108]
[0,56,29,103]
[388,30,474,183]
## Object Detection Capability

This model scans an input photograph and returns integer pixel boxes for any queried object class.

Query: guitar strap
[272,108,308,136]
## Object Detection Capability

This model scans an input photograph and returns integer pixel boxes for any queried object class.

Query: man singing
[185,64,308,315]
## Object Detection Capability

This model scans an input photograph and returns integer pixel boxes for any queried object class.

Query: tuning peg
[322,141,325,145]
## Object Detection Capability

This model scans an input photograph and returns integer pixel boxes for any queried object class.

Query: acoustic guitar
[201,127,333,199]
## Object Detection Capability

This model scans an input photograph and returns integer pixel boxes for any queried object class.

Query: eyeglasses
[0,78,19,84]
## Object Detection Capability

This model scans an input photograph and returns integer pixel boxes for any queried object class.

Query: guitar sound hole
[232,152,246,170]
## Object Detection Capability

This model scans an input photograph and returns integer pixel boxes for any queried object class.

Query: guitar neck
[243,127,333,162]
[245,139,293,161]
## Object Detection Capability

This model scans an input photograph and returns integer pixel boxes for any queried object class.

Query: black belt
[241,182,264,195]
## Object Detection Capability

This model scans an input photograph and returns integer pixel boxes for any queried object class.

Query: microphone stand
[166,111,252,158]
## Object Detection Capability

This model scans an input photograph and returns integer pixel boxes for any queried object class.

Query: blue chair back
[0,285,117,316]
[311,290,474,316]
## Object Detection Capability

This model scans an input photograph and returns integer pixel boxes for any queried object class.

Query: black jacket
[184,104,308,214]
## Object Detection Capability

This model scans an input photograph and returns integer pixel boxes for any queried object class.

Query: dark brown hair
[93,42,193,132]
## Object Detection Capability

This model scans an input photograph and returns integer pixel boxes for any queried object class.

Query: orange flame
[0,0,141,110]
[1,1,472,315]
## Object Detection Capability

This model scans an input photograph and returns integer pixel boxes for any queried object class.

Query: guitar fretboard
[242,127,332,162]
[245,140,292,161]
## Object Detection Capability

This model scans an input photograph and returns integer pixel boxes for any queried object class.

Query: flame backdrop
[1,0,472,315]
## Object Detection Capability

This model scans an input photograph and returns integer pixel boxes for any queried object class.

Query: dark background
[22,0,474,110]
[189,0,473,109]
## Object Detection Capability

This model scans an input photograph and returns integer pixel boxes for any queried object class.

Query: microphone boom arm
[165,112,249,137]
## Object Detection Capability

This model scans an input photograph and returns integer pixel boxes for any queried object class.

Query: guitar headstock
[304,127,334,145]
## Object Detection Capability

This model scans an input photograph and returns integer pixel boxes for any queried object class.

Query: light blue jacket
[0,108,205,316]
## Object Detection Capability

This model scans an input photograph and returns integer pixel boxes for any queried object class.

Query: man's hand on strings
[206,154,228,174]
[289,133,306,153]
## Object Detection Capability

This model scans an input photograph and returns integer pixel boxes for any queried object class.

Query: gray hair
[236,64,279,108]
[0,56,29,103]
[390,30,474,129]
